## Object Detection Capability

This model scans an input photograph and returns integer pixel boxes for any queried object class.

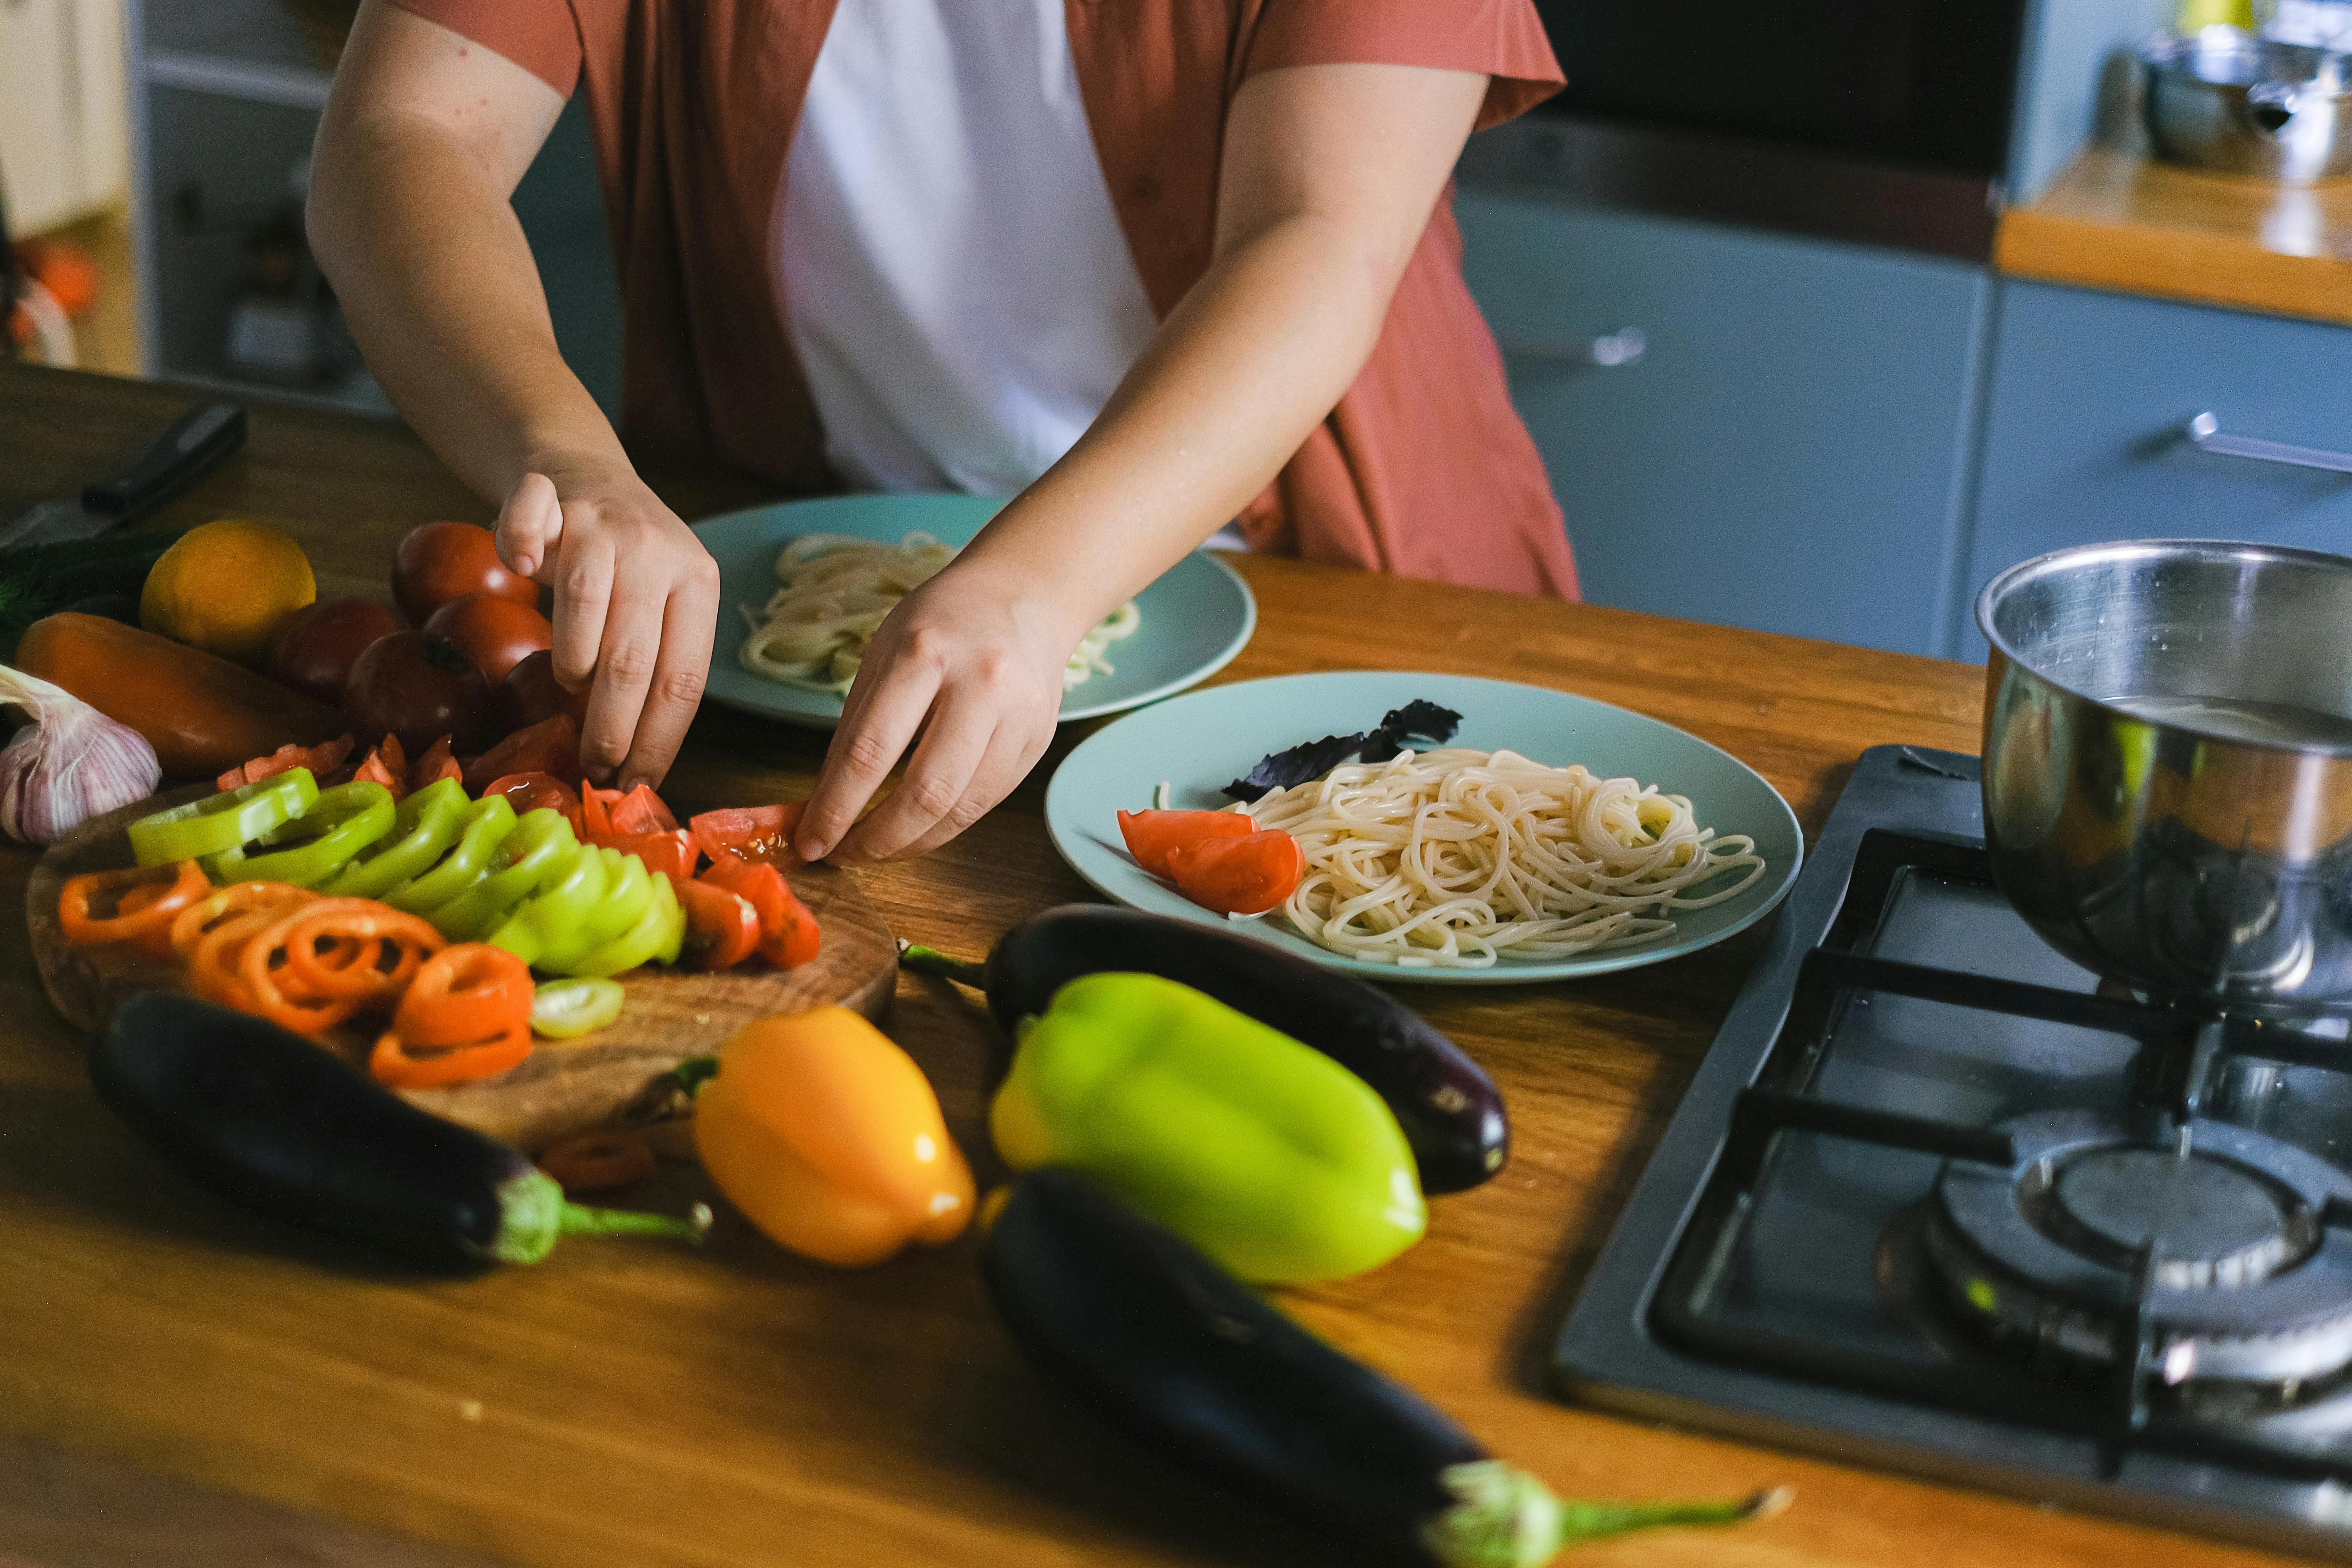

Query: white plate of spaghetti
[1044,671,1803,985]
[693,494,1256,732]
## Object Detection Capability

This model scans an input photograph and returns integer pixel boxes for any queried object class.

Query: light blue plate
[1044,671,1804,985]
[693,494,1256,731]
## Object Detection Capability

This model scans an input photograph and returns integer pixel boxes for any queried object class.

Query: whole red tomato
[266,597,403,703]
[424,592,553,684]
[345,631,497,754]
[502,647,590,730]
[392,521,539,626]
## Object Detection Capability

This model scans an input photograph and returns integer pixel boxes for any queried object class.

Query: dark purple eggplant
[901,904,1507,1192]
[983,1170,1785,1566]
[91,991,704,1270]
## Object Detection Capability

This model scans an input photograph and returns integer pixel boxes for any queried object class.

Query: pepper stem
[1419,1462,1789,1568]
[560,1201,713,1244]
[897,940,988,990]
[664,1056,721,1098]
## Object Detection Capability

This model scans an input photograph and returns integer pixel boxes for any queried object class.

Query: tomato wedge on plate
[1115,808,1257,878]
[1165,828,1305,917]
[701,858,820,968]
[607,828,696,882]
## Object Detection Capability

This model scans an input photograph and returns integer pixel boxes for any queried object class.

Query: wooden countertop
[0,362,2301,1568]
[1996,144,2352,328]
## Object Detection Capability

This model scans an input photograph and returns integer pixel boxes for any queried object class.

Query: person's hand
[493,454,720,789]
[794,561,1077,863]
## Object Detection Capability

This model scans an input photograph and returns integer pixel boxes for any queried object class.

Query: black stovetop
[1556,743,2352,1560]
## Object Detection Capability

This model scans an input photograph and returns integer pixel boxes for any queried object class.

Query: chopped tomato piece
[605,828,696,882]
[674,875,761,970]
[689,803,803,868]
[351,733,409,798]
[462,714,582,794]
[1165,828,1305,917]
[481,770,581,827]
[216,735,354,793]
[408,734,463,793]
[606,783,677,835]
[701,858,820,968]
[1116,808,1259,879]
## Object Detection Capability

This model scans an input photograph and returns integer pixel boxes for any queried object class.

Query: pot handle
[2185,411,2352,473]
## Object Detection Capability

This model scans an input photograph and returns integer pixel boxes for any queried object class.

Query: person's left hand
[792,560,1077,862]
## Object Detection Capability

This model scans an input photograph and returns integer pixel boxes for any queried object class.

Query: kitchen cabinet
[1456,192,1991,656]
[1954,278,2352,661]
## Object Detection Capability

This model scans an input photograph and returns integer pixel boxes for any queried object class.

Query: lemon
[139,518,317,666]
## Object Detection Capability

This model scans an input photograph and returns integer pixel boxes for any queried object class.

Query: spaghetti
[1240,747,1765,969]
[737,531,1140,693]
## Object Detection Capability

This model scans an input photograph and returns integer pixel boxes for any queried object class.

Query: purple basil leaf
[1223,731,1367,801]
[1361,700,1463,762]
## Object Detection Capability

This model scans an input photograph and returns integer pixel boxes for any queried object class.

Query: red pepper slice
[688,803,803,868]
[463,714,582,794]
[57,860,210,958]
[1165,828,1306,917]
[702,858,820,968]
[170,881,318,960]
[480,771,582,828]
[394,942,534,1049]
[1116,808,1259,879]
[278,904,433,1001]
[674,875,760,971]
[370,1022,532,1089]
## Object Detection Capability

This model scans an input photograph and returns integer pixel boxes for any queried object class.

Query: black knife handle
[80,402,246,519]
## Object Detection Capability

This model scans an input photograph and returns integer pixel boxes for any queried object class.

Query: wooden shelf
[1996,146,2352,329]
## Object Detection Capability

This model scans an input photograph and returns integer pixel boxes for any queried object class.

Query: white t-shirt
[776,0,1161,497]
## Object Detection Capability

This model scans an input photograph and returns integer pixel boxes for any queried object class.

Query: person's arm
[794,62,1490,862]
[307,1,718,788]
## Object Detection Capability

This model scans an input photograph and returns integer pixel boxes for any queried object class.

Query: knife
[0,401,248,553]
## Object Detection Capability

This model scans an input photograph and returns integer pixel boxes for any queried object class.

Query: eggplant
[983,1170,1785,1566]
[901,904,1508,1192]
[91,991,704,1270]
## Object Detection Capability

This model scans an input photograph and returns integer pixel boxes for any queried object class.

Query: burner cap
[1924,1111,2352,1385]
[2052,1148,2293,1288]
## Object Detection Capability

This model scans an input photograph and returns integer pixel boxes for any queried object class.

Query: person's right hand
[493,452,720,790]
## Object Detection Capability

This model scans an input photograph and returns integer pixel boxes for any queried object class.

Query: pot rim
[1974,536,2352,758]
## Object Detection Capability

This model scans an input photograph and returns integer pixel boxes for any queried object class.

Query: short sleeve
[384,0,583,96]
[1244,0,1564,131]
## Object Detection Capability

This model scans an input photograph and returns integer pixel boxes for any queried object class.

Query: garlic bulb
[0,664,162,845]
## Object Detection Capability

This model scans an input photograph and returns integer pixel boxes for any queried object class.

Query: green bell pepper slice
[486,840,609,968]
[203,780,396,887]
[990,972,1426,1285]
[425,808,580,940]
[568,867,679,976]
[128,768,318,868]
[386,794,516,914]
[540,848,652,972]
[649,872,683,966]
[529,976,626,1038]
[320,777,467,899]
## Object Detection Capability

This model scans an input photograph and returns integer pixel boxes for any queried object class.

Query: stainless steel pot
[2141,27,2352,183]
[1978,540,2352,1010]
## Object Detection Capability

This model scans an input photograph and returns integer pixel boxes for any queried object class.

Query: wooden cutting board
[28,785,897,1152]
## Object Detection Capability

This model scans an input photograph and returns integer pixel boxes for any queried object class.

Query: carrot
[19,612,344,778]
[1116,809,1259,879]
[1165,829,1306,917]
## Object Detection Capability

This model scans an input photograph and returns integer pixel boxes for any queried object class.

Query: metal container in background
[1978,540,2352,1009]
[2141,27,2352,181]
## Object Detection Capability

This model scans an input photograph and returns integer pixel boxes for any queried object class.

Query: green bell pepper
[425,807,580,940]
[486,840,609,968]
[128,768,318,867]
[529,976,626,1037]
[569,865,681,976]
[539,848,652,972]
[321,777,467,899]
[990,972,1426,1284]
[203,779,396,887]
[386,794,516,914]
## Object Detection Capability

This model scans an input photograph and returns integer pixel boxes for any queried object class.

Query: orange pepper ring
[370,1022,532,1089]
[240,902,442,1026]
[169,882,316,959]
[279,904,437,1001]
[393,943,533,1048]
[230,908,364,1034]
[58,862,211,953]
